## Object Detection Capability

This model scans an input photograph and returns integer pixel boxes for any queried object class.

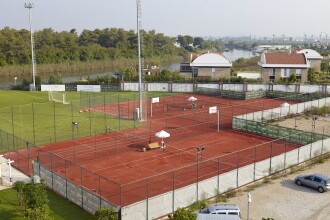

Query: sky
[1,0,329,39]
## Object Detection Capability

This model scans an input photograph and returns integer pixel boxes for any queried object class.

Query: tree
[289,73,297,83]
[193,37,204,48]
[23,183,49,219]
[13,181,26,206]
[94,206,118,220]
[120,67,137,81]
[168,208,197,220]
[308,68,316,83]
[320,61,329,74]
[24,205,49,220]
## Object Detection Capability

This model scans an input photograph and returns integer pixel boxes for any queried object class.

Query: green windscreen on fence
[232,117,327,145]
[195,87,265,100]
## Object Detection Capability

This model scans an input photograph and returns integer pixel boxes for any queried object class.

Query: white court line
[92,134,230,173]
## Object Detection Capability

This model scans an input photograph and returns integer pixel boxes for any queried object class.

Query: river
[222,49,256,62]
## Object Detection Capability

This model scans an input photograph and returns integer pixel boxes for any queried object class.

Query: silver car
[295,173,330,193]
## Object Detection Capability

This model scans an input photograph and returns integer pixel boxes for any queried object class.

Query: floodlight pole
[136,0,143,121]
[24,3,36,90]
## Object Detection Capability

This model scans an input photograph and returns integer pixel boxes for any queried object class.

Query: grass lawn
[0,90,177,150]
[0,187,93,220]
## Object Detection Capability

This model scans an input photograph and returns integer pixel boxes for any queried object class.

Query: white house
[297,49,323,72]
[180,52,232,79]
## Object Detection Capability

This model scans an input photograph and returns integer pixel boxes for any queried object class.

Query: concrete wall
[32,161,116,215]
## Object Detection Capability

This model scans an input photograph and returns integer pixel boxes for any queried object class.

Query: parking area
[225,159,330,220]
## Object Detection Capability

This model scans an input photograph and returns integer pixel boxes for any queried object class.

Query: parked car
[295,173,330,193]
[197,204,241,220]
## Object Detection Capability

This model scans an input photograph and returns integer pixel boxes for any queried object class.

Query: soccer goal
[48,91,70,104]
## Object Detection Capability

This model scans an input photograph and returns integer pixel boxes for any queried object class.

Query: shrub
[215,193,227,203]
[168,208,197,220]
[225,188,237,198]
[189,200,208,211]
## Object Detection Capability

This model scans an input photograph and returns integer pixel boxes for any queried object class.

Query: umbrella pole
[162,138,164,151]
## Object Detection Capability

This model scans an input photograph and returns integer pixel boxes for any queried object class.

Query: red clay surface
[5,94,301,207]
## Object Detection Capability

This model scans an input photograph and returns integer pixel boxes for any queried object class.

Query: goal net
[48,91,70,104]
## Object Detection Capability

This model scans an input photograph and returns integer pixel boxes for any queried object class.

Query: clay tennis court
[6,94,301,207]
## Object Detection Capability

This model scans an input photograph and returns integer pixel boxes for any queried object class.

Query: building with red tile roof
[258,52,309,83]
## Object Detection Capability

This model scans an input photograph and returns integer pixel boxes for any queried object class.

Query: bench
[147,142,161,150]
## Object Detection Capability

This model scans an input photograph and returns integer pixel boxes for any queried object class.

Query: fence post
[120,184,122,208]
[51,152,53,190]
[269,142,273,174]
[81,167,83,208]
[172,170,175,213]
[6,132,9,151]
[53,102,56,142]
[32,103,36,145]
[297,144,300,164]
[284,140,287,169]
[104,94,107,131]
[253,146,257,181]
[94,131,97,159]
[236,152,239,188]
[196,155,199,201]
[321,126,324,155]
[16,137,20,169]
[146,178,149,220]
[310,131,313,159]
[11,105,15,146]
[118,94,121,130]
[65,160,67,199]
[89,96,92,136]
[217,158,220,194]
[26,142,30,175]
[99,176,101,208]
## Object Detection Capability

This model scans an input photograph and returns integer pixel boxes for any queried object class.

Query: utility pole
[24,3,36,91]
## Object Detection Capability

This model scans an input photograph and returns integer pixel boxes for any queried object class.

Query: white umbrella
[155,130,170,150]
[280,102,290,107]
[187,96,197,102]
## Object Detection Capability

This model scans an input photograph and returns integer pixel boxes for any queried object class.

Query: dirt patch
[269,115,330,136]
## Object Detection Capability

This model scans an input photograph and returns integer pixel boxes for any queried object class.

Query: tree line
[0,27,225,67]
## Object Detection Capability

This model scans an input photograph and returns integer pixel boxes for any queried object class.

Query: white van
[197,204,241,220]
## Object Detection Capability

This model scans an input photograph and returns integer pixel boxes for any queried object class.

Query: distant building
[297,49,323,72]
[180,52,232,79]
[258,52,309,83]
[252,45,291,54]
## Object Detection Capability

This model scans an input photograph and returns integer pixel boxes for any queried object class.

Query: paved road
[225,160,330,220]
